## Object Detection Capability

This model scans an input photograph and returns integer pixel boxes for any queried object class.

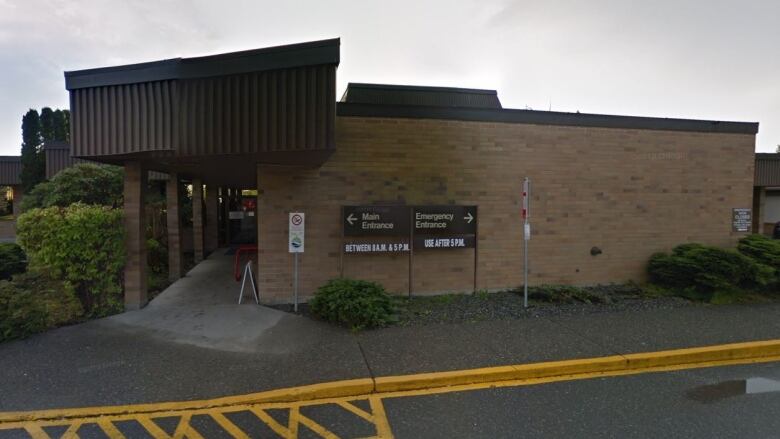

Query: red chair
[234,244,258,281]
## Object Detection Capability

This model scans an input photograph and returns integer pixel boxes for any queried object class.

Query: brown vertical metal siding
[71,65,335,158]
[755,155,780,186]
[0,159,21,186]
[45,148,88,179]
[176,65,335,156]
[71,80,177,157]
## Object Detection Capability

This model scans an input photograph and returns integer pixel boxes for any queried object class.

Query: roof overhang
[64,38,340,185]
[65,38,340,90]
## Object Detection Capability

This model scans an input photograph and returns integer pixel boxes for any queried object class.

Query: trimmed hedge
[0,243,26,280]
[309,278,396,330]
[0,270,83,341]
[648,243,774,301]
[16,203,125,317]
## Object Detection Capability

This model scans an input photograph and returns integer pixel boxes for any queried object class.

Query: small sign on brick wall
[732,208,752,232]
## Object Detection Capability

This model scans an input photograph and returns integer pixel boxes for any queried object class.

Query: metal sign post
[522,178,531,308]
[289,212,305,312]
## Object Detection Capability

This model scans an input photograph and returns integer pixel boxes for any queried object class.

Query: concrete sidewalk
[2,297,780,412]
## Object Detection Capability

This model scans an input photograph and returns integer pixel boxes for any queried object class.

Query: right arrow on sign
[464,212,474,224]
[347,213,356,225]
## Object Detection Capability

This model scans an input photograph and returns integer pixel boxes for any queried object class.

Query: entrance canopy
[64,38,340,187]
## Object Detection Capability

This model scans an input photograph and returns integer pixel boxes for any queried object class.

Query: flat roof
[336,101,759,135]
[341,83,502,109]
[65,38,340,90]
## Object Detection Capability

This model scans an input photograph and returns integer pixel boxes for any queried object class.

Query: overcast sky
[0,0,778,154]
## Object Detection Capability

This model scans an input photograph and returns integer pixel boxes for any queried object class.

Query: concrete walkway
[109,249,291,353]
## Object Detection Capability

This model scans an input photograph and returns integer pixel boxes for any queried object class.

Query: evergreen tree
[40,107,56,142]
[20,109,44,192]
[53,109,69,141]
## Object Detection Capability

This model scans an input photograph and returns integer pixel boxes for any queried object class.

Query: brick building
[62,38,758,309]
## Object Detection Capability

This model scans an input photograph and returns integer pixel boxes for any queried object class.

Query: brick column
[11,186,22,217]
[123,161,147,310]
[222,187,231,246]
[166,174,183,281]
[205,185,219,253]
[192,178,204,263]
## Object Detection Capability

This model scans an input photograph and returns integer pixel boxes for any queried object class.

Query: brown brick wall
[256,116,755,302]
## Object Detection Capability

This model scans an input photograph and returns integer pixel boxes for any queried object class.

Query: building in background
[62,38,759,310]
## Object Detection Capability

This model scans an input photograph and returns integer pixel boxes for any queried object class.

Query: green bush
[22,163,123,211]
[738,234,780,270]
[309,278,396,330]
[0,243,26,280]
[0,270,83,341]
[16,203,125,317]
[648,243,773,301]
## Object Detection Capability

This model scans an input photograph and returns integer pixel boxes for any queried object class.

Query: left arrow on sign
[347,213,357,225]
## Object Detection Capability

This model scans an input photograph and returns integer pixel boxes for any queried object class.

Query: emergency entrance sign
[289,212,305,253]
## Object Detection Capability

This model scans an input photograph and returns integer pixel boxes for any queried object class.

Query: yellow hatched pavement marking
[210,411,250,439]
[23,424,50,439]
[97,420,126,439]
[60,421,82,439]
[368,397,393,439]
[137,415,174,438]
[172,413,204,439]
[249,407,291,437]
[297,412,339,439]
[336,401,375,424]
[288,406,300,438]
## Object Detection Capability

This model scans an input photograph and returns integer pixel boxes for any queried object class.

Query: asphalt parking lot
[1,361,778,438]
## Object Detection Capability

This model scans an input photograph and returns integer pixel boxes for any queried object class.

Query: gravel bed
[393,290,693,327]
[270,285,696,328]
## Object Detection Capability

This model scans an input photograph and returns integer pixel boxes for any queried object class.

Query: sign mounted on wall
[344,241,411,253]
[732,208,751,232]
[343,206,410,236]
[289,212,305,253]
[412,206,477,236]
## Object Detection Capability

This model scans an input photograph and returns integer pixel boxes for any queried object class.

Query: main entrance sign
[343,206,410,236]
[342,205,477,249]
[341,204,479,295]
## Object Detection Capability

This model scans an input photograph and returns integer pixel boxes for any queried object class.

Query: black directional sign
[414,235,476,249]
[412,206,477,236]
[343,206,410,236]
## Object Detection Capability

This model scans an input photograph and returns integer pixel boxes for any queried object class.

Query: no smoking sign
[289,212,305,253]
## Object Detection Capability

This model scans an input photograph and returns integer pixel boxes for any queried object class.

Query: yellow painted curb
[2,339,780,424]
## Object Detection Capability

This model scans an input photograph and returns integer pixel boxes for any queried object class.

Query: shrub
[0,270,83,342]
[648,243,773,301]
[527,285,607,304]
[0,243,26,280]
[17,204,125,317]
[21,163,123,211]
[309,278,396,330]
[738,234,780,271]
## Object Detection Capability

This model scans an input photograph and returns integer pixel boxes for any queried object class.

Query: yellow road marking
[211,412,249,439]
[297,412,339,438]
[3,340,780,439]
[23,424,48,438]
[250,407,291,437]
[97,420,126,439]
[137,415,171,438]
[337,401,375,424]
[288,406,300,437]
[368,397,393,439]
